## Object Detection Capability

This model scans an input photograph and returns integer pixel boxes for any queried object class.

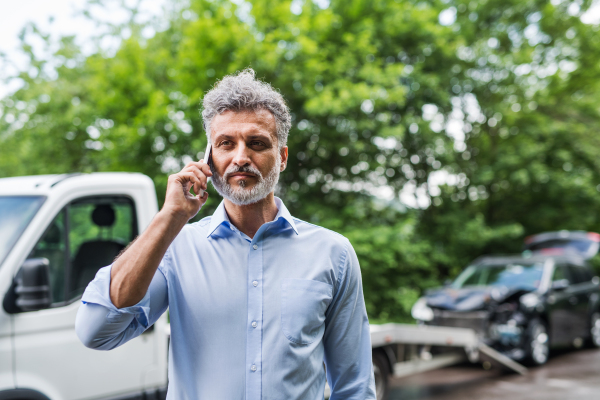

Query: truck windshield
[453,262,545,291]
[0,196,46,267]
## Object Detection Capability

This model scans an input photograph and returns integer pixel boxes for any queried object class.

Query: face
[209,109,288,205]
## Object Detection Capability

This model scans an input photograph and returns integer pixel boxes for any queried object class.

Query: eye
[219,140,233,147]
[250,140,266,147]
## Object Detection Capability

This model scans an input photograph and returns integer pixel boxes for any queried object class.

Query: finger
[182,162,209,175]
[182,165,209,190]
[199,161,213,177]
[185,161,213,177]
[189,167,208,191]
[177,170,201,184]
[176,171,202,195]
[183,161,207,170]
[184,180,192,193]
[191,174,204,196]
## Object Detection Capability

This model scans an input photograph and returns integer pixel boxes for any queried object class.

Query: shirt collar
[206,196,298,238]
[273,196,299,235]
[206,200,230,237]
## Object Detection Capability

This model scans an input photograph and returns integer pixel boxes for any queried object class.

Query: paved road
[388,348,600,400]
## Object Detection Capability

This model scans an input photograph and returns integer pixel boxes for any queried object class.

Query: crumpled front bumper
[428,308,529,360]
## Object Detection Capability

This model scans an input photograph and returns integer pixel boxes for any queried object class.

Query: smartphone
[197,141,212,198]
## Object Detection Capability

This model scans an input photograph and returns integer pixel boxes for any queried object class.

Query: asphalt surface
[387,347,600,400]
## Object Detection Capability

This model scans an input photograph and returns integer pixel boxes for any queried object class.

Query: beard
[210,156,281,206]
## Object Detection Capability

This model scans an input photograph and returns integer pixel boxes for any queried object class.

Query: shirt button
[253,244,258,250]
[252,321,257,328]
[251,365,257,372]
[252,280,258,287]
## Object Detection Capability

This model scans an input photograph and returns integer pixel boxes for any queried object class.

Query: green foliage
[346,216,438,323]
[3,0,600,322]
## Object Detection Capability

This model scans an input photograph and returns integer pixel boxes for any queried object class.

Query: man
[76,69,376,400]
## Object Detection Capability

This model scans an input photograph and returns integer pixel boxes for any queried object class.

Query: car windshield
[0,196,46,267]
[452,262,545,291]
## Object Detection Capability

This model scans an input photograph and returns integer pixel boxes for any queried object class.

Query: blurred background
[2,0,600,327]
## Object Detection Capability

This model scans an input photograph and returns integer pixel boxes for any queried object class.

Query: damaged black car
[411,253,600,365]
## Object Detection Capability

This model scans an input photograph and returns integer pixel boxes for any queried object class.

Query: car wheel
[372,351,390,400]
[525,319,549,366]
[589,312,600,348]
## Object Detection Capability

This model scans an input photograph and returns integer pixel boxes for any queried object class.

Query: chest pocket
[281,278,333,345]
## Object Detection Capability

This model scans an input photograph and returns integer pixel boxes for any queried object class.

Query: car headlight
[411,297,434,321]
[520,293,540,309]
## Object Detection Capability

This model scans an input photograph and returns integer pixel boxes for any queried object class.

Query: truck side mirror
[14,258,52,312]
[551,279,570,291]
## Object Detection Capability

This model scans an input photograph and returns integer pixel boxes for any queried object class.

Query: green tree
[3,0,600,322]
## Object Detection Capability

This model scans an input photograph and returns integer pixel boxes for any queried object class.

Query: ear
[280,147,288,171]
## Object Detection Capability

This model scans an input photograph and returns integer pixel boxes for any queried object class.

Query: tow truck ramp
[370,323,528,375]
[324,323,526,399]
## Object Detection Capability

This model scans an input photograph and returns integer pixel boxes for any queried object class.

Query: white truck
[0,173,169,400]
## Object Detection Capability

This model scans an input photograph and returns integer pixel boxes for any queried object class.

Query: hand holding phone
[162,141,212,221]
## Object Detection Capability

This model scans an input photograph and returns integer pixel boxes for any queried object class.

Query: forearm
[110,209,187,308]
[109,158,210,308]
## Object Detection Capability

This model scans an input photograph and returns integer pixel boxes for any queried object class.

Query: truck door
[12,196,160,400]
[0,310,12,390]
[0,196,46,391]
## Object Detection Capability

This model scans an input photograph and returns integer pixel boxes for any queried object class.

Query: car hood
[425,286,529,311]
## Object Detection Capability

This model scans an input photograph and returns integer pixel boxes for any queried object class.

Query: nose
[231,142,251,167]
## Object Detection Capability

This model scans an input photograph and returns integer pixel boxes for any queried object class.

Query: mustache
[222,165,263,180]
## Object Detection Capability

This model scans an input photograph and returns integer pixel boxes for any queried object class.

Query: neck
[224,193,278,239]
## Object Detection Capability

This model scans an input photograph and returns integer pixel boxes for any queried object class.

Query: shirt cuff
[81,264,151,328]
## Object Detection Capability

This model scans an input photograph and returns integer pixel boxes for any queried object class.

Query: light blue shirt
[76,197,376,400]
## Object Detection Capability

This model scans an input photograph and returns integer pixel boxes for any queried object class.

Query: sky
[0,0,168,98]
[1,0,90,98]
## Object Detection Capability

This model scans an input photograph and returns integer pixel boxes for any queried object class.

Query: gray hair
[201,68,291,148]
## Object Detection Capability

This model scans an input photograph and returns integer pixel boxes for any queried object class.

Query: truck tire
[372,351,390,400]
[0,388,51,400]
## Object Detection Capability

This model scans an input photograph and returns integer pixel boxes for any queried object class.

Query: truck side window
[29,210,67,304]
[66,196,137,301]
[24,196,137,308]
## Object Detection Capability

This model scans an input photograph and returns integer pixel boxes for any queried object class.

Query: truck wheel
[525,319,549,366]
[588,312,600,348]
[372,351,390,400]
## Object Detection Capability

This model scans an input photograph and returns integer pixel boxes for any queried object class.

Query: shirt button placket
[246,241,262,399]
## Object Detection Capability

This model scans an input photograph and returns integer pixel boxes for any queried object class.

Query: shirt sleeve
[75,258,169,351]
[323,241,376,400]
